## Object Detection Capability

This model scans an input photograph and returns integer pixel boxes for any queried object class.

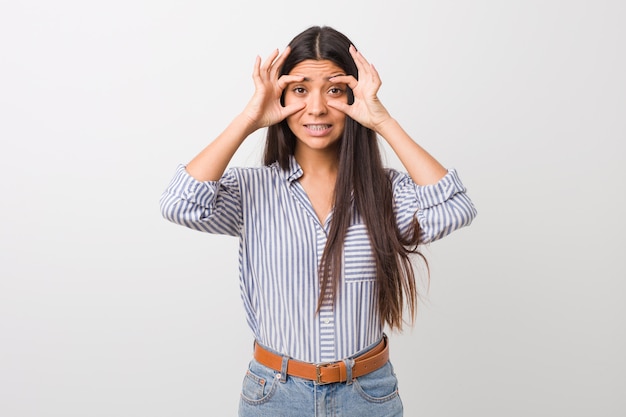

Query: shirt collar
[280,155,303,183]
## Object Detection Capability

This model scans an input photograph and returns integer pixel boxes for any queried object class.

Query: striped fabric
[160,156,476,363]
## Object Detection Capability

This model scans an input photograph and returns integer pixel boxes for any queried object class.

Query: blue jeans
[238,358,403,416]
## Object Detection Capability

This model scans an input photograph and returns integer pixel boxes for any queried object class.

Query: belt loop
[343,358,355,385]
[279,355,289,383]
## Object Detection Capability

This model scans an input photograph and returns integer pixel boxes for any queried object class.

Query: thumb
[282,102,306,117]
[327,100,351,115]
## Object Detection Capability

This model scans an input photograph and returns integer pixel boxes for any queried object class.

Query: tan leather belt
[253,335,389,384]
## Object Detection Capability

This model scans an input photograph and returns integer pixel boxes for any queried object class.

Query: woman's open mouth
[304,124,332,136]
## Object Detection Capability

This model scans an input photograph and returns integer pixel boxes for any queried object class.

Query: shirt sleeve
[391,168,477,244]
[159,164,242,236]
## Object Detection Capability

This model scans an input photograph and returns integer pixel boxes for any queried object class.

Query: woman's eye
[328,87,344,95]
[293,87,306,94]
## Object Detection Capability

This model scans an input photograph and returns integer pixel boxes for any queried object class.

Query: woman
[160,25,476,416]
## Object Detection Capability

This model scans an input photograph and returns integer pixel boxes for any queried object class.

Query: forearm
[160,165,242,236]
[376,118,448,185]
[185,113,258,182]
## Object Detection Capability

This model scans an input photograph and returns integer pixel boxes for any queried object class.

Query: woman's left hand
[327,45,393,133]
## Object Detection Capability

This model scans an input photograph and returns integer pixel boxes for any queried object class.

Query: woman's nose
[306,92,327,116]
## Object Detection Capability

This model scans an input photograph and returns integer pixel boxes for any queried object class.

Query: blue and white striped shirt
[160,156,476,363]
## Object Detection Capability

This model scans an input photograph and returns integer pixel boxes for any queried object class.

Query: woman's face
[283,59,348,154]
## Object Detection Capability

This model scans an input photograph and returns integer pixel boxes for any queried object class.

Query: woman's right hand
[241,47,305,131]
[184,48,304,182]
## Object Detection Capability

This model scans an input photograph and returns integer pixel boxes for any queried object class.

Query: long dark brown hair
[263,26,426,330]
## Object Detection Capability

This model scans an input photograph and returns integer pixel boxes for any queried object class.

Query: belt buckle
[315,362,332,385]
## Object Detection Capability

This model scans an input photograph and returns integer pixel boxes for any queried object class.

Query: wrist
[235,112,262,137]
[373,116,399,137]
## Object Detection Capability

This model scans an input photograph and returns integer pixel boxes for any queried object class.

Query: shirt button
[324,319,330,324]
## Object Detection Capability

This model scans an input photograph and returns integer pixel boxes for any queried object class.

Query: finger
[281,102,306,117]
[350,45,379,83]
[369,63,382,85]
[349,45,369,74]
[272,46,291,72]
[328,74,358,91]
[277,74,305,90]
[351,45,372,68]
[251,55,263,84]
[266,46,294,84]
[327,99,352,115]
[260,48,280,73]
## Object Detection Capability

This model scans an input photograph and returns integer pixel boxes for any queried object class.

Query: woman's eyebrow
[299,74,347,82]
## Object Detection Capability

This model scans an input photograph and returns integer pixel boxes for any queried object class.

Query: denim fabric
[238,359,403,416]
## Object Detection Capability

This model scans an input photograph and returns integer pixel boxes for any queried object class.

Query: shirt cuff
[414,169,467,209]
[169,164,220,208]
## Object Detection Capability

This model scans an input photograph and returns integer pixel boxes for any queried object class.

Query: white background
[1,1,624,416]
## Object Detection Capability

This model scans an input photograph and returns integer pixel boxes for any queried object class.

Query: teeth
[307,125,330,131]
